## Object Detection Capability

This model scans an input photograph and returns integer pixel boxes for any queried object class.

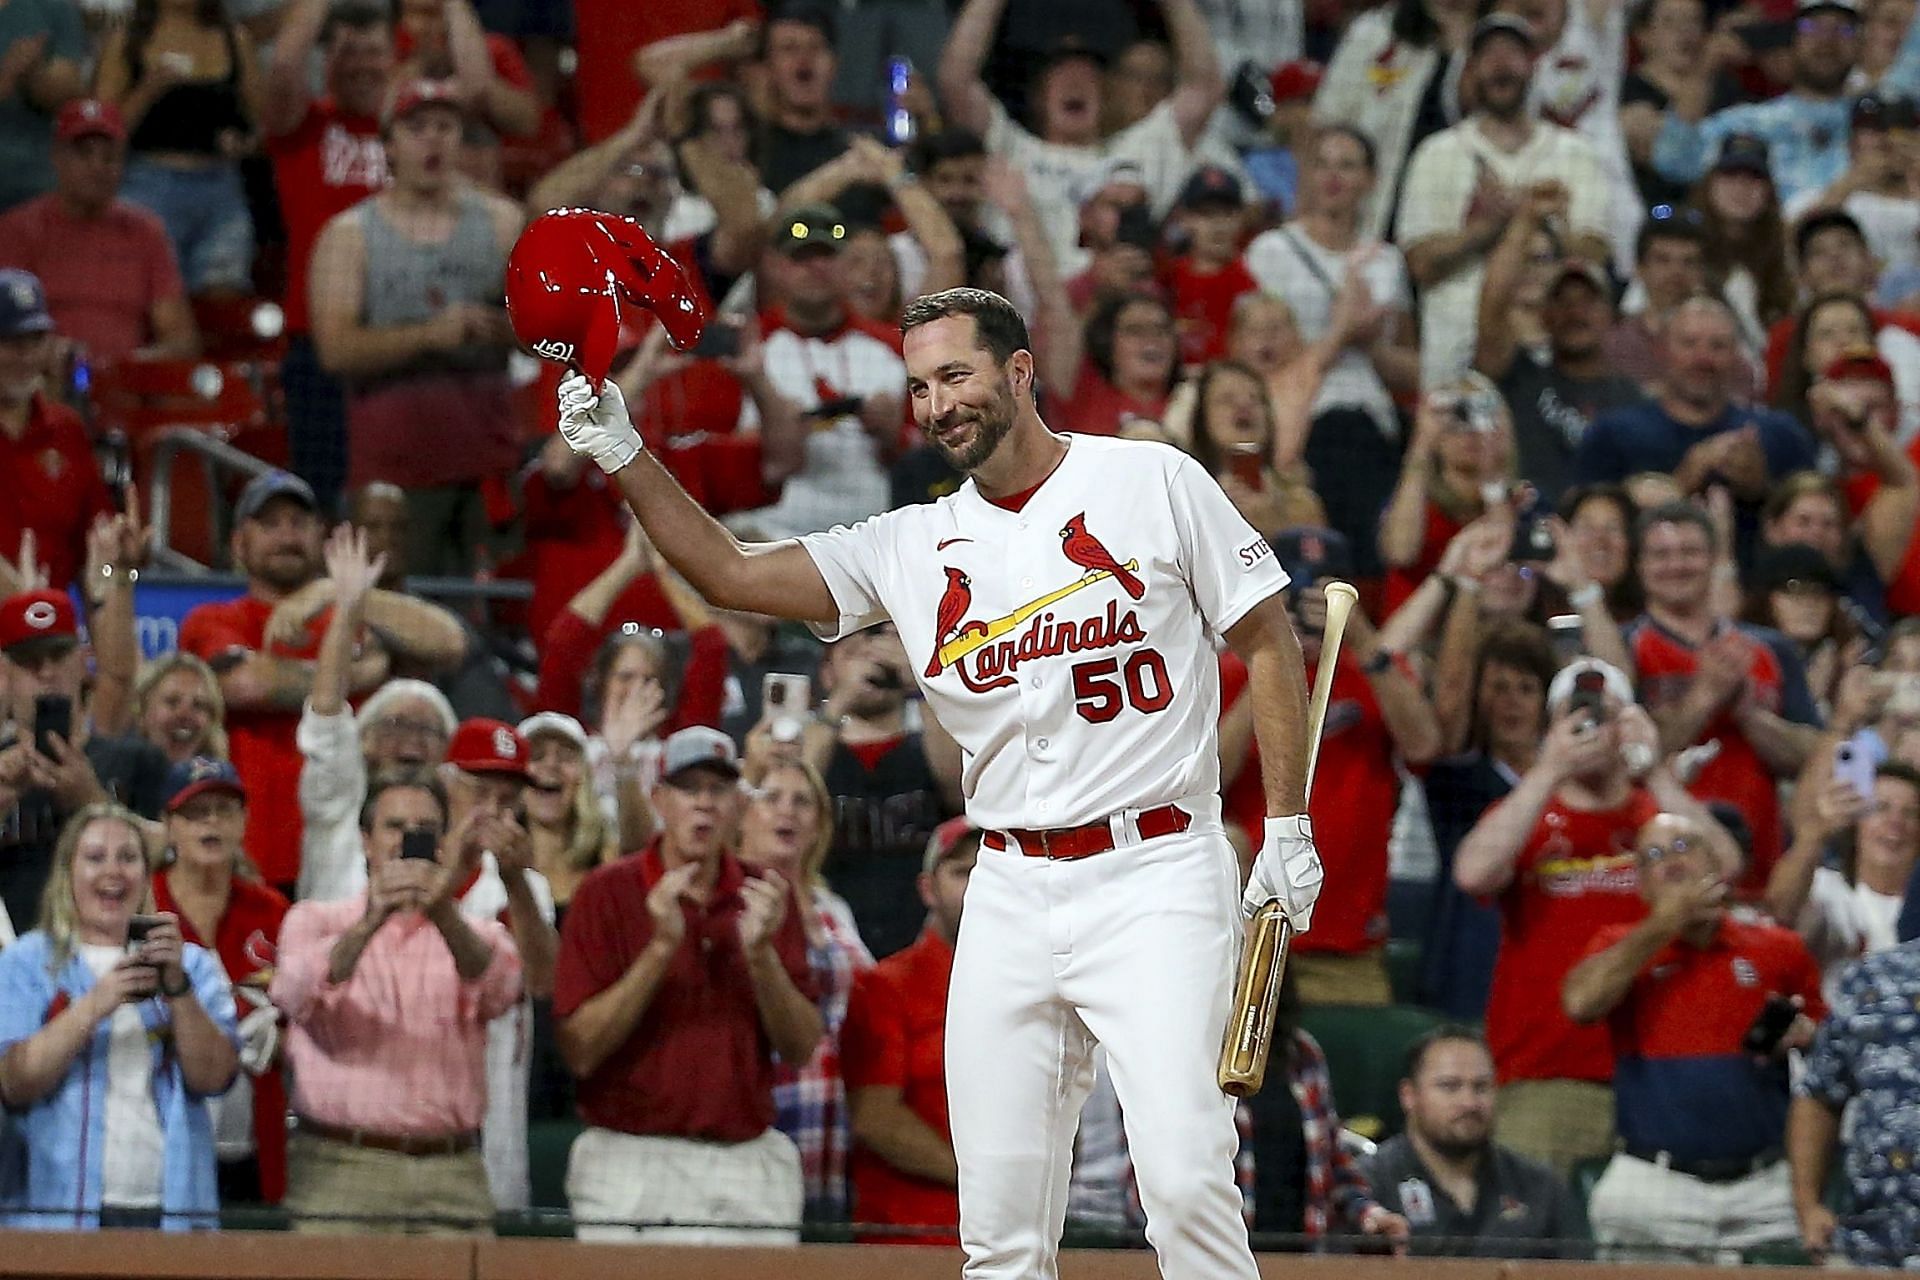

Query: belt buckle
[1040,829,1061,860]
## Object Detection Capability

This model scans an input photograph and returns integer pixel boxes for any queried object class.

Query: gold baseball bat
[1217,580,1359,1097]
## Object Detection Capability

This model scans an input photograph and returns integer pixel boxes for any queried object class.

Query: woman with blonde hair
[517,713,616,915]
[132,653,228,766]
[0,804,238,1229]
[1378,373,1518,612]
[738,751,872,1222]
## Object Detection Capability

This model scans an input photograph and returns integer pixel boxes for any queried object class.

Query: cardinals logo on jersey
[926,514,1147,691]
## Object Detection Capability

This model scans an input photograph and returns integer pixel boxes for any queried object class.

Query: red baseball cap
[384,78,464,129]
[0,589,79,661]
[446,718,531,780]
[1269,60,1323,105]
[922,816,981,875]
[55,99,126,145]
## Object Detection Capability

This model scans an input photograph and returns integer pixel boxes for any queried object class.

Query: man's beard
[1425,1127,1491,1163]
[1479,77,1528,121]
[932,382,1017,472]
[253,552,317,592]
[1795,54,1850,95]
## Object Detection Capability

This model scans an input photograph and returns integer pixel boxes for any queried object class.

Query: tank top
[126,27,249,157]
[355,189,508,383]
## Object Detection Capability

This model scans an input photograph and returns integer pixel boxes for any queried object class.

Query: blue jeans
[119,158,254,293]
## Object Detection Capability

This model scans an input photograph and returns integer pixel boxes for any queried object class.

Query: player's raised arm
[556,376,839,625]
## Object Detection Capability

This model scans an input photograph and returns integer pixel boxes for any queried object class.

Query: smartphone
[1742,993,1799,1057]
[400,828,439,862]
[1510,516,1556,563]
[34,693,72,760]
[763,672,812,744]
[812,395,865,420]
[1834,740,1878,801]
[125,913,161,957]
[885,56,916,148]
[692,319,741,360]
[1227,445,1265,490]
[1568,669,1608,726]
[1547,614,1585,662]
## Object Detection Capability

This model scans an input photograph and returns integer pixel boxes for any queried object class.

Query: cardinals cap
[1713,133,1771,178]
[1176,166,1245,212]
[0,269,52,339]
[446,718,531,780]
[164,755,247,813]
[922,816,981,875]
[55,99,126,145]
[517,711,590,755]
[1822,345,1895,387]
[0,589,78,661]
[234,470,318,524]
[660,726,741,783]
[1270,527,1354,588]
[776,204,848,256]
[385,79,464,130]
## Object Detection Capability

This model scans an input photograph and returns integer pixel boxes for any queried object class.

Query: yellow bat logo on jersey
[934,562,1137,670]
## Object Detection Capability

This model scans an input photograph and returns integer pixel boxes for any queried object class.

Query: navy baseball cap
[1271,526,1354,587]
[1176,165,1246,212]
[0,269,53,339]
[164,755,247,813]
[1469,13,1537,55]
[234,470,318,524]
[1713,133,1772,177]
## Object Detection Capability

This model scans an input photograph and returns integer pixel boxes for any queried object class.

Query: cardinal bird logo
[926,567,973,677]
[1060,515,1145,600]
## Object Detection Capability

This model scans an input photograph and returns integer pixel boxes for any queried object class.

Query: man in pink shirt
[0,98,197,365]
[271,769,522,1234]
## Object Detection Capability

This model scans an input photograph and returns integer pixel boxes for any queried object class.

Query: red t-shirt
[839,927,958,1243]
[572,0,760,142]
[552,843,816,1142]
[1626,617,1814,891]
[394,28,532,91]
[1484,788,1656,1085]
[178,596,323,887]
[153,872,290,1201]
[0,196,184,365]
[1382,500,1463,616]
[1058,363,1168,437]
[1220,652,1398,955]
[1841,436,1920,616]
[1166,255,1257,367]
[266,100,388,335]
[0,394,114,591]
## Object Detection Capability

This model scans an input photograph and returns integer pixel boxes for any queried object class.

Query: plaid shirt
[773,888,874,1219]
[1121,1029,1379,1241]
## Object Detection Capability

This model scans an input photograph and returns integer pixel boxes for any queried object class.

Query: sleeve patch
[1236,536,1274,571]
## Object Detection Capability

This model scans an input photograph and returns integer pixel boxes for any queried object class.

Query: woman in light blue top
[0,804,238,1230]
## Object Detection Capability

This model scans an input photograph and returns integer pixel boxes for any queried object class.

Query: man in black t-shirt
[811,623,961,958]
[756,3,852,196]
[1474,184,1643,506]
[0,589,165,935]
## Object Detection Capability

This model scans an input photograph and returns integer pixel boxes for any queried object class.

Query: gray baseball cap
[660,725,742,782]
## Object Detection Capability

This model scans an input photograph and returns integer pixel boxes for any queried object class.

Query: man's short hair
[359,767,449,833]
[323,0,392,42]
[1635,500,1717,554]
[1402,1024,1491,1082]
[1635,204,1708,261]
[900,288,1031,365]
[915,128,988,173]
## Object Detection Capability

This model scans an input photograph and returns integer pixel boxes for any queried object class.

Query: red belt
[983,804,1192,860]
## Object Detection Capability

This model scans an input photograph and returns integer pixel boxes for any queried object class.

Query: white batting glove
[558,373,643,474]
[1243,814,1323,930]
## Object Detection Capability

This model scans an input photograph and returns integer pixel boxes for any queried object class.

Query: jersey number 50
[1072,650,1173,723]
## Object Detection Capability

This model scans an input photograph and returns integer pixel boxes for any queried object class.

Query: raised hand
[323,523,388,616]
[558,373,644,474]
[737,868,790,952]
[646,861,700,949]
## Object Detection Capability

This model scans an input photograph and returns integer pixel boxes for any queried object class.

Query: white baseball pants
[945,805,1260,1280]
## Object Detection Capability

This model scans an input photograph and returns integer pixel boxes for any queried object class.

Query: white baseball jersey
[799,435,1289,831]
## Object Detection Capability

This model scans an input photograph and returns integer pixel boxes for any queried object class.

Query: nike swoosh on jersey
[936,538,974,550]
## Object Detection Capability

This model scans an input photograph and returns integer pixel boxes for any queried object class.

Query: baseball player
[551,285,1323,1278]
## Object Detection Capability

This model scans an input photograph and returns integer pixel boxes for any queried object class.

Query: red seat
[192,295,290,364]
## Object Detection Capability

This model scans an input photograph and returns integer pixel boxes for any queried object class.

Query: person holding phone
[0,803,239,1230]
[1563,810,1825,1261]
[0,588,168,943]
[270,769,523,1234]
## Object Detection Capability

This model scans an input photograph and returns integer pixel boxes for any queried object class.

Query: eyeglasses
[1639,835,1702,862]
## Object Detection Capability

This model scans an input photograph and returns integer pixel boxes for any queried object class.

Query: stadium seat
[1296,1003,1450,1140]
[1384,937,1424,1005]
[527,1117,582,1212]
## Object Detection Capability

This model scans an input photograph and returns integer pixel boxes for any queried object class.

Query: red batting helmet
[504,208,707,389]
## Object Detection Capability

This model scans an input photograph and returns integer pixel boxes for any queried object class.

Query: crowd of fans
[0,0,1919,1264]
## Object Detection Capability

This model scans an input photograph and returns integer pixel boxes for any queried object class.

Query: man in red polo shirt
[1564,810,1824,1260]
[554,726,820,1243]
[0,100,196,365]
[1625,502,1823,891]
[179,471,386,894]
[840,817,977,1243]
[1222,528,1440,1004]
[0,269,112,592]
[263,0,394,514]
[1454,657,1738,1180]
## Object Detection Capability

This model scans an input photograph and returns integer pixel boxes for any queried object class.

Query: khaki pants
[1290,948,1391,1006]
[284,1131,494,1235]
[1590,1154,1797,1262]
[1495,1080,1616,1180]
[566,1126,802,1246]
